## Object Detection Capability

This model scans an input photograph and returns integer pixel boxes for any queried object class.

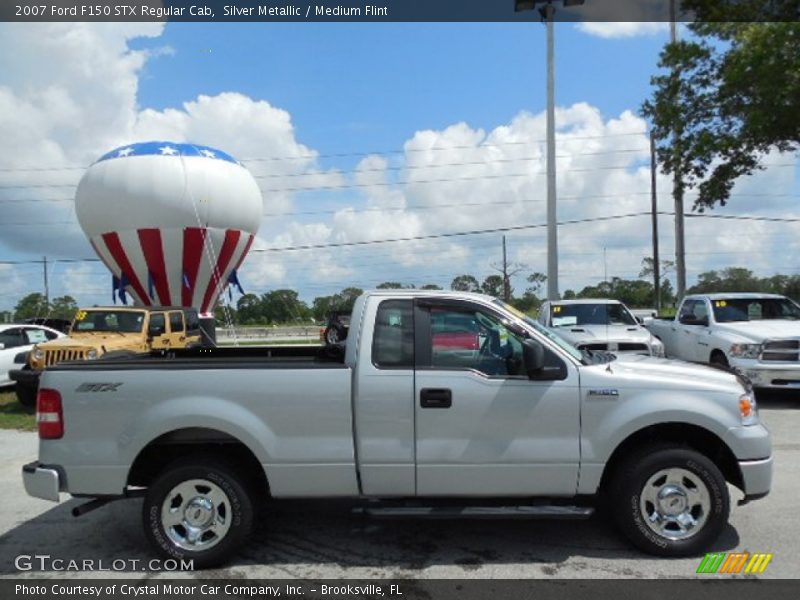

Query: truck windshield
[550,303,637,327]
[72,310,146,333]
[492,299,585,363]
[711,298,800,322]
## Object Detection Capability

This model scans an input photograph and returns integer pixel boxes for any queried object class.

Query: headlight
[650,338,665,357]
[739,391,758,426]
[32,348,44,361]
[86,349,98,360]
[730,343,761,359]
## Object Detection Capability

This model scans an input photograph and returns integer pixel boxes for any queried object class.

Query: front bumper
[22,461,61,502]
[738,456,773,502]
[9,369,41,387]
[730,357,800,389]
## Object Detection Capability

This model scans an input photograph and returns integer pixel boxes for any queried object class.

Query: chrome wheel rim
[639,467,711,541]
[161,479,232,551]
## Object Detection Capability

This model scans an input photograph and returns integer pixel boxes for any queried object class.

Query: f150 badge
[75,383,123,392]
[587,389,619,398]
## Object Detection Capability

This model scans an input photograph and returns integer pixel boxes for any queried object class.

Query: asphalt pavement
[1,392,798,580]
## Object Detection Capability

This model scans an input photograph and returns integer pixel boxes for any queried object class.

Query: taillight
[37,389,63,439]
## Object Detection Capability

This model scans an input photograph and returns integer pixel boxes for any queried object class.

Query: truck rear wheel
[143,457,254,569]
[610,445,729,556]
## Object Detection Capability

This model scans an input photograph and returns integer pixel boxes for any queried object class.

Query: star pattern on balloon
[159,146,178,156]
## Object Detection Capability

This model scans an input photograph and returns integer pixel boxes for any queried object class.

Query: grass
[0,389,36,431]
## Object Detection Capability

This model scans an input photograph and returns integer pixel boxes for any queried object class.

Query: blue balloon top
[95,141,241,165]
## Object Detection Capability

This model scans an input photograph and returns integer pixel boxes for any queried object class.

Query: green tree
[311,287,364,322]
[236,293,262,324]
[14,293,49,320]
[420,284,443,290]
[49,295,78,320]
[688,267,765,294]
[450,274,480,293]
[376,282,414,289]
[260,289,310,324]
[481,275,505,298]
[643,11,800,210]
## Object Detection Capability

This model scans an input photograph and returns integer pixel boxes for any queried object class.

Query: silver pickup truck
[23,290,772,567]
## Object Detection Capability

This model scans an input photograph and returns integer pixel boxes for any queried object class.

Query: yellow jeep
[10,306,203,407]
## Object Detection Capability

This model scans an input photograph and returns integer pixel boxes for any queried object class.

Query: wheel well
[710,349,727,362]
[599,423,743,493]
[127,427,269,495]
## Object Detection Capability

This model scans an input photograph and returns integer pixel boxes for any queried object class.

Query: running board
[359,505,594,519]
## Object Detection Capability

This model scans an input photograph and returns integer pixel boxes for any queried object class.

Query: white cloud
[1,22,798,310]
[576,22,669,39]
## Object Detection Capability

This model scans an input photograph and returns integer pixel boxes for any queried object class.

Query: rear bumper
[22,461,61,502]
[738,456,773,501]
[9,369,40,386]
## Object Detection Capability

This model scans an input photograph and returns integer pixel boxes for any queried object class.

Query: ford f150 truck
[23,290,772,568]
[646,293,800,389]
[538,299,665,356]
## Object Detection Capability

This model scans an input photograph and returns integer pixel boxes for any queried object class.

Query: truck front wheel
[143,457,254,569]
[610,445,729,556]
[15,383,37,408]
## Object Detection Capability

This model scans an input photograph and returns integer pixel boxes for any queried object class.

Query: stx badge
[75,383,123,393]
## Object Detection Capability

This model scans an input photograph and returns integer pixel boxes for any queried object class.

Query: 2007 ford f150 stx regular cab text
[23,291,772,567]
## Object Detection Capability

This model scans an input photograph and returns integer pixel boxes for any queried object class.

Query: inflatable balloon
[75,141,262,315]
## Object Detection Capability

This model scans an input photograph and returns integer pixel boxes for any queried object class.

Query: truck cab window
[429,308,524,377]
[372,300,414,368]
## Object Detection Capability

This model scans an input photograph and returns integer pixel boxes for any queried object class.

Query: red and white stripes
[90,227,254,314]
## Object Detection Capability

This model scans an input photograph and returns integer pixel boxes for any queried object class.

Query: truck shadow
[0,496,740,576]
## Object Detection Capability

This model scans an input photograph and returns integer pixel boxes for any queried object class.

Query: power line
[0,132,652,173]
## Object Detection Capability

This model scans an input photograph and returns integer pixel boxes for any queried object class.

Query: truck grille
[761,339,800,362]
[579,342,650,353]
[44,349,87,367]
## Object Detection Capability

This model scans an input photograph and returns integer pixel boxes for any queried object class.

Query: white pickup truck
[646,293,800,389]
[23,290,771,567]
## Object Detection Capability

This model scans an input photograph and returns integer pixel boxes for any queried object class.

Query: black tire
[15,384,37,408]
[143,457,254,569]
[324,323,346,345]
[710,351,729,368]
[610,445,729,556]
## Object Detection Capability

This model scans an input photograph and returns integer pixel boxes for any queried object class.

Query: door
[676,300,711,361]
[168,311,186,346]
[414,301,581,497]
[0,328,26,385]
[148,312,171,350]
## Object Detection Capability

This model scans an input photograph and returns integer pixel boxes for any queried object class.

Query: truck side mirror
[522,339,545,378]
[0,342,5,350]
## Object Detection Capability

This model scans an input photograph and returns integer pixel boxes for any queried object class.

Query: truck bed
[48,344,347,372]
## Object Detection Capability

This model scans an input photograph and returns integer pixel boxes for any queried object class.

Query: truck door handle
[420,388,452,409]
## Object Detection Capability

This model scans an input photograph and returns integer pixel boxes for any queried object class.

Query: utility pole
[502,235,511,302]
[650,134,661,311]
[544,2,559,300]
[43,256,49,306]
[670,0,686,298]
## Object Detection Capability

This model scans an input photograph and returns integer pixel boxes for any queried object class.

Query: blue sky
[131,23,664,161]
[0,21,797,314]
